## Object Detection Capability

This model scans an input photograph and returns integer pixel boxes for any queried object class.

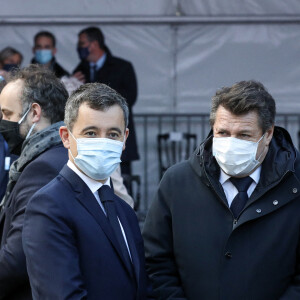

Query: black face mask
[0,120,24,156]
[3,64,19,72]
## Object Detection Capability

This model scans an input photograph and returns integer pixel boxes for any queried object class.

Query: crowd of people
[0,26,300,300]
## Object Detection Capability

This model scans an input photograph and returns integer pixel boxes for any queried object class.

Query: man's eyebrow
[79,126,123,135]
[80,126,98,134]
[215,127,229,132]
[109,127,122,134]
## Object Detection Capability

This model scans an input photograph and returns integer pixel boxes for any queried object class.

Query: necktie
[98,185,134,276]
[90,64,97,82]
[229,176,253,218]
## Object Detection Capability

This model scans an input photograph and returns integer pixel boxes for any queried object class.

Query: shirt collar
[67,160,110,194]
[90,53,107,70]
[219,165,261,185]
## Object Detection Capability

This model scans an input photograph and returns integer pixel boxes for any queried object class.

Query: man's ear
[59,126,71,149]
[265,125,274,146]
[122,128,129,151]
[52,47,57,56]
[31,103,42,123]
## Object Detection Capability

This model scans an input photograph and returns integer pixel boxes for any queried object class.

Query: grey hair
[210,80,276,133]
[8,64,68,123]
[0,47,23,66]
[64,83,129,131]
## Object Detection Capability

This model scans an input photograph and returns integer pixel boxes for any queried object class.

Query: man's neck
[90,49,105,63]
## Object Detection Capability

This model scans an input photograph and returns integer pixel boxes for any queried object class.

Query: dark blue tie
[229,176,253,218]
[90,64,97,82]
[98,185,134,277]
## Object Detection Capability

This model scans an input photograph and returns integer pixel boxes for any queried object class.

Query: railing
[132,113,300,212]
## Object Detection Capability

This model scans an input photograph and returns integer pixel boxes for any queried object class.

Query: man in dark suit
[23,83,150,299]
[143,80,300,299]
[73,27,139,177]
[0,65,69,300]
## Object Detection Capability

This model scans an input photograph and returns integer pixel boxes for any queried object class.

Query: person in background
[0,47,23,80]
[23,83,151,299]
[32,30,69,78]
[143,80,300,300]
[61,76,135,208]
[73,27,139,179]
[0,64,68,300]
[0,81,17,201]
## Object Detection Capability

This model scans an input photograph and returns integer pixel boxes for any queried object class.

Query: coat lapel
[59,165,132,275]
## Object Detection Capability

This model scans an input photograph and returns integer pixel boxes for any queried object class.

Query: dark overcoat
[73,51,139,163]
[143,126,300,300]
[0,143,68,300]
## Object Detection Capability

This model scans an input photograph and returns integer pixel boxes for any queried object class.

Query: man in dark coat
[22,83,151,299]
[143,80,300,300]
[0,65,69,300]
[31,31,69,78]
[73,27,139,177]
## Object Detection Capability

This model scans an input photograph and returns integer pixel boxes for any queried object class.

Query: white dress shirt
[89,53,107,75]
[219,166,261,207]
[67,160,132,258]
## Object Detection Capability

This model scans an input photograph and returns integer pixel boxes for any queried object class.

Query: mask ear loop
[25,123,36,139]
[18,106,31,124]
[68,130,77,160]
[255,133,266,162]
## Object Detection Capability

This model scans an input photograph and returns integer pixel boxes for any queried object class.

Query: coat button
[293,188,298,194]
[256,208,262,213]
[273,200,278,206]
[225,252,232,259]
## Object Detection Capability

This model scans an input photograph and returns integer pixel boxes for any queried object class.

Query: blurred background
[2,0,300,212]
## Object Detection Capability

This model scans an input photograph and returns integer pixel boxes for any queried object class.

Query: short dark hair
[64,83,129,132]
[9,64,68,123]
[0,47,23,65]
[79,27,105,49]
[210,80,276,133]
[34,31,56,47]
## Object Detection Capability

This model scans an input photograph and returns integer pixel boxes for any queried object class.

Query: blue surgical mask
[35,49,53,64]
[69,131,123,180]
[77,47,90,60]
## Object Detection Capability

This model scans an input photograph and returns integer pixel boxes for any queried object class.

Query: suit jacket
[73,52,139,162]
[0,143,68,300]
[23,165,150,300]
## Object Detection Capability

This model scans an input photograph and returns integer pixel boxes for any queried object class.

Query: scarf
[0,121,64,209]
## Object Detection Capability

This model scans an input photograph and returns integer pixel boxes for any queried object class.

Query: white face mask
[19,106,37,140]
[212,134,265,177]
[69,131,123,181]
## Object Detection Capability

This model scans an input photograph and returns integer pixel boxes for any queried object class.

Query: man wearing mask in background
[73,27,139,180]
[143,80,300,299]
[32,31,69,78]
[23,83,150,299]
[0,64,68,300]
[0,47,23,81]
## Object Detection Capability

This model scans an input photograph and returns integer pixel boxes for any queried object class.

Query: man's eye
[85,131,96,137]
[108,133,119,138]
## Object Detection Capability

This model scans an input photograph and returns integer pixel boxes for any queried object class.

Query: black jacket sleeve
[142,175,187,300]
[0,158,64,298]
